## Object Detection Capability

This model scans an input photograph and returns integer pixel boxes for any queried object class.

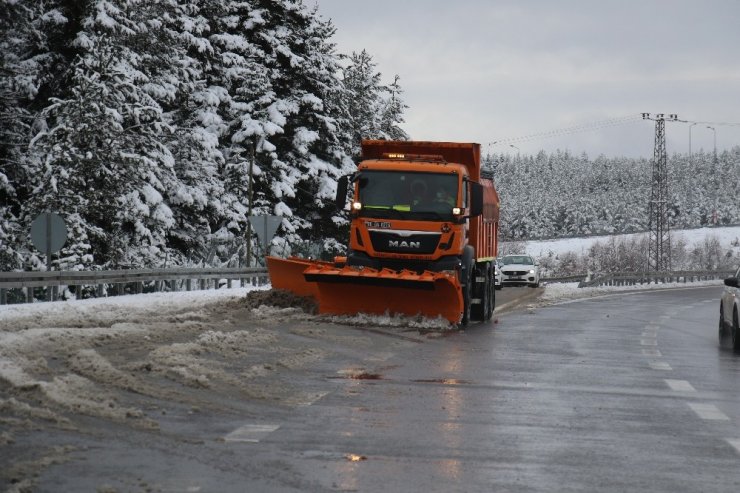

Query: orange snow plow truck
[266,140,500,326]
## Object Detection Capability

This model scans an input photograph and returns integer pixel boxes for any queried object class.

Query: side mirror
[335,175,350,209]
[469,182,483,217]
[725,277,739,288]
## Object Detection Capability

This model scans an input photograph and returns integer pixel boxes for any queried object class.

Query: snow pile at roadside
[539,279,724,306]
[0,286,266,328]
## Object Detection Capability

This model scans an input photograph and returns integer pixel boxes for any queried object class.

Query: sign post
[247,215,282,262]
[30,212,67,301]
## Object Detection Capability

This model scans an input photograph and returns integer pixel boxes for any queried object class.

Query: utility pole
[642,113,677,273]
[245,140,256,267]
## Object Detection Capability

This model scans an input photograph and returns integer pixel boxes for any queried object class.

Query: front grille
[504,270,529,276]
[369,231,440,254]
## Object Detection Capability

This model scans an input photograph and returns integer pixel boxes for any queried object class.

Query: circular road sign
[30,212,68,255]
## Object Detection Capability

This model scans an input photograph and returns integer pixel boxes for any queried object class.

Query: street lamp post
[706,125,716,159]
[706,126,718,224]
[689,122,698,166]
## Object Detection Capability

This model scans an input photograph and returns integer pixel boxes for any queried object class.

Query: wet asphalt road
[272,285,740,493]
[33,284,740,492]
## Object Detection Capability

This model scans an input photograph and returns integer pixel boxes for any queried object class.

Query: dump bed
[361,140,483,181]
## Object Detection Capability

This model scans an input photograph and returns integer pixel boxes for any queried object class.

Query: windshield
[357,170,459,221]
[502,255,534,265]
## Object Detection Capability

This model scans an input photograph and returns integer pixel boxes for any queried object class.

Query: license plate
[510,277,521,280]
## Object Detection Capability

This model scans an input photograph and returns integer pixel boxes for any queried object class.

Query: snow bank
[538,278,724,306]
[522,225,740,258]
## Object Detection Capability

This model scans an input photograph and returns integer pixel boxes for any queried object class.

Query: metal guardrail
[0,267,269,305]
[577,270,733,288]
[541,274,589,284]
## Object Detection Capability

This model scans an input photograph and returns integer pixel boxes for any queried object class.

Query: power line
[679,119,740,127]
[487,114,643,148]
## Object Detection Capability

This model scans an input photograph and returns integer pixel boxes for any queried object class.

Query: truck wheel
[487,267,495,320]
[733,310,740,352]
[460,264,473,327]
[470,264,487,322]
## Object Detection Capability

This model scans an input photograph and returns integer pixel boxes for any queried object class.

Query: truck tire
[471,264,488,322]
[733,310,740,352]
[459,248,475,327]
[461,269,472,327]
[487,266,495,320]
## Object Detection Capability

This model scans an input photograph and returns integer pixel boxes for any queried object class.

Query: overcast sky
[312,0,740,159]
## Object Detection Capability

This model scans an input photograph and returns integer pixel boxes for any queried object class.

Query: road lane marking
[727,439,740,455]
[649,362,672,370]
[640,339,657,346]
[642,331,657,338]
[224,424,280,443]
[665,379,694,391]
[642,349,662,356]
[688,403,729,421]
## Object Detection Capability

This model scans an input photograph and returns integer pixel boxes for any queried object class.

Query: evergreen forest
[1,0,738,273]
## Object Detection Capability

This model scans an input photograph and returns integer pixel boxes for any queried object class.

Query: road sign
[30,212,67,255]
[248,215,282,253]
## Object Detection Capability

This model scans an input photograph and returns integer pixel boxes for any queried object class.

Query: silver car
[719,266,740,350]
[500,254,540,288]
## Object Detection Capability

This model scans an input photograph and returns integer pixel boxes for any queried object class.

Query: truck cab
[343,154,479,275]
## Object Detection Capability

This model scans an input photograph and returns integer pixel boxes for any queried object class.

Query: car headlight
[529,269,535,274]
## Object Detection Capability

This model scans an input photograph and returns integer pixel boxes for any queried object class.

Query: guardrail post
[0,288,6,305]
[26,287,33,303]
[227,279,232,289]
[199,279,205,290]
[97,283,104,298]
[186,279,192,291]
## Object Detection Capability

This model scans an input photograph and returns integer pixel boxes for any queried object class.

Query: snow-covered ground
[0,286,265,325]
[521,225,740,258]
[537,278,724,306]
[0,275,728,333]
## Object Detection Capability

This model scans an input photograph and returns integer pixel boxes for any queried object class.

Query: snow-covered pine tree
[140,0,239,266]
[0,0,73,270]
[339,50,408,157]
[28,1,178,269]
[378,74,410,142]
[223,0,355,260]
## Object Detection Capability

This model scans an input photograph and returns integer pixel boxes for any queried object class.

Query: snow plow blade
[266,256,463,323]
[266,256,332,298]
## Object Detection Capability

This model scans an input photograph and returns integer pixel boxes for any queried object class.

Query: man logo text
[389,240,421,249]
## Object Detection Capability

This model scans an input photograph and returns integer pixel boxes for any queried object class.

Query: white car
[494,261,503,290]
[719,266,740,350]
[499,254,540,288]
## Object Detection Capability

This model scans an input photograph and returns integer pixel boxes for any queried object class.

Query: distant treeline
[488,148,740,241]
